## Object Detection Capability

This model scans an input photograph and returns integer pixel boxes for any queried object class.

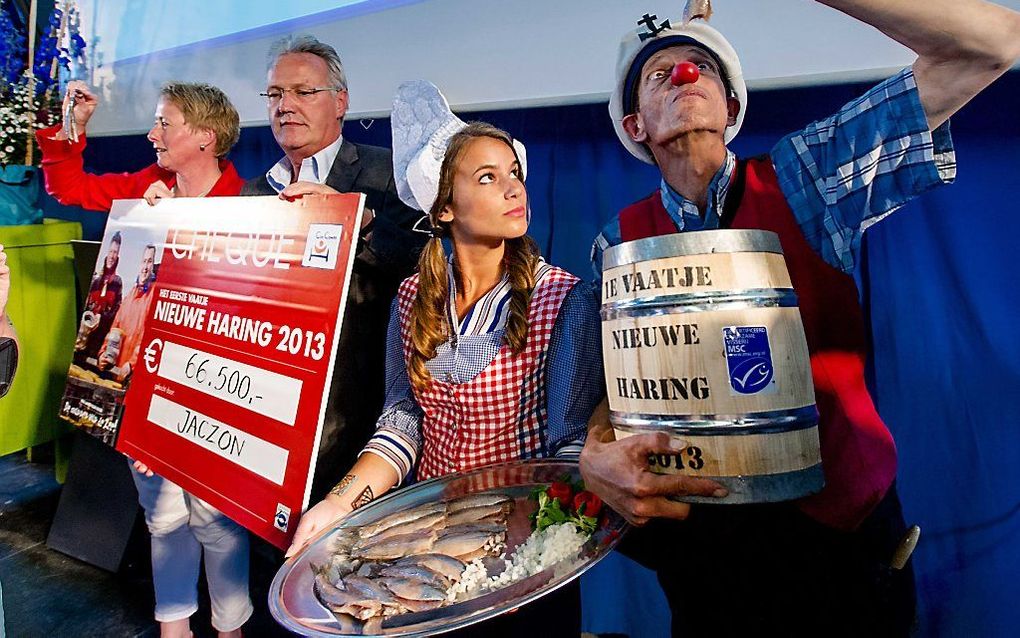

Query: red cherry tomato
[601,528,622,547]
[573,490,603,517]
[670,61,700,86]
[547,481,573,508]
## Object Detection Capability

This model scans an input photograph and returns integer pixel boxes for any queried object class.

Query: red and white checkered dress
[395,266,578,481]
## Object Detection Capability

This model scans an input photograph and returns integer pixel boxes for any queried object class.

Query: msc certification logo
[301,223,344,269]
[723,325,776,396]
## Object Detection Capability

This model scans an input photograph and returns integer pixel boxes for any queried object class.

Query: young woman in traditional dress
[289,81,603,636]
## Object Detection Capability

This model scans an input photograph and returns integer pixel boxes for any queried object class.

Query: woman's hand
[58,80,99,138]
[143,180,173,206]
[286,454,400,558]
[132,459,154,477]
[286,495,351,558]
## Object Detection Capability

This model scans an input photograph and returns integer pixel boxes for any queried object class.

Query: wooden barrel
[601,230,823,504]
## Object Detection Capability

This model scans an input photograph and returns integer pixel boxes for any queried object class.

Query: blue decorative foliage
[0,0,27,85]
[32,7,66,94]
[0,0,90,166]
[0,1,88,94]
[67,5,88,80]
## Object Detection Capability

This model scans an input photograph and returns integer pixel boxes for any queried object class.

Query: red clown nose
[670,61,700,86]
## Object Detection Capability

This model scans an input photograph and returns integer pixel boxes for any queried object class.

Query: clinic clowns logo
[301,224,344,269]
[274,503,291,532]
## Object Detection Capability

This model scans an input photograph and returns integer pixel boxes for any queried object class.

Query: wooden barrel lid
[603,229,783,270]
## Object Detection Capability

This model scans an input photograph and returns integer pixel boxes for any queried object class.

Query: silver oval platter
[270,460,627,636]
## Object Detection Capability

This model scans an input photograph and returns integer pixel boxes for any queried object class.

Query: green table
[0,219,82,471]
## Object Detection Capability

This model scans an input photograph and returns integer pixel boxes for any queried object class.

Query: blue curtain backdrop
[41,71,1019,637]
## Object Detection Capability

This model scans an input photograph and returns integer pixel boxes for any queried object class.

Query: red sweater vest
[617,157,897,531]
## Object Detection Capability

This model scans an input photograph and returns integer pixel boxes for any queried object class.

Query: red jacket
[617,157,898,532]
[36,124,244,210]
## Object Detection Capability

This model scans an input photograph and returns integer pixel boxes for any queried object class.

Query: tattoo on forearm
[351,486,374,510]
[330,474,356,498]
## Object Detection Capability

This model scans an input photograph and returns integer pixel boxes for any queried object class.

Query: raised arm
[818,0,1020,129]
[36,81,169,211]
[0,245,15,346]
[51,80,99,141]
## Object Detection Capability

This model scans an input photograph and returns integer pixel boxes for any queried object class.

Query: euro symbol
[143,338,163,373]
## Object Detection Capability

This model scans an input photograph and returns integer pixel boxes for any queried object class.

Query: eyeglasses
[259,86,342,103]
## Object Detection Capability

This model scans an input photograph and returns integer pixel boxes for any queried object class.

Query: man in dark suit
[243,35,426,501]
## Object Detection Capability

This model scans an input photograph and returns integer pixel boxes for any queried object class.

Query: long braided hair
[407,122,540,392]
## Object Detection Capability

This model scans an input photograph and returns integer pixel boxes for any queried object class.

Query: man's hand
[143,180,173,206]
[580,422,728,526]
[360,208,375,231]
[279,183,374,230]
[286,495,351,558]
[278,181,339,201]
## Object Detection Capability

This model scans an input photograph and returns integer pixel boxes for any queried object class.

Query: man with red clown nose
[580,1,1020,635]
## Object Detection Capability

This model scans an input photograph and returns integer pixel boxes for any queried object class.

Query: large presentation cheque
[59,194,362,549]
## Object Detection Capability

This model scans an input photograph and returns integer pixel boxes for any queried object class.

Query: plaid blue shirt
[362,266,603,484]
[591,67,957,277]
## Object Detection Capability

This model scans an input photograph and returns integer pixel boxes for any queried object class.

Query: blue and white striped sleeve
[771,67,957,274]
[545,280,605,459]
[360,298,422,484]
[590,217,623,282]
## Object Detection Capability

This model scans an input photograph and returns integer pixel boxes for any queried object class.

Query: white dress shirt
[265,134,343,192]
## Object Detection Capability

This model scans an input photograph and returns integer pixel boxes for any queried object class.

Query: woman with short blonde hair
[159,82,241,158]
[37,80,251,638]
[38,80,244,208]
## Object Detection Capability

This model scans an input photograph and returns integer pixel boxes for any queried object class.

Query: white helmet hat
[609,18,747,164]
[392,80,527,213]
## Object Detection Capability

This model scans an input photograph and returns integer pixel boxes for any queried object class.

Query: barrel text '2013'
[648,449,706,472]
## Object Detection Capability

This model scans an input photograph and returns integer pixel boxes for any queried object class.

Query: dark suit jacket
[242,139,426,500]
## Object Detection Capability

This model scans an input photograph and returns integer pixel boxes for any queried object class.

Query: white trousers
[130,465,253,631]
